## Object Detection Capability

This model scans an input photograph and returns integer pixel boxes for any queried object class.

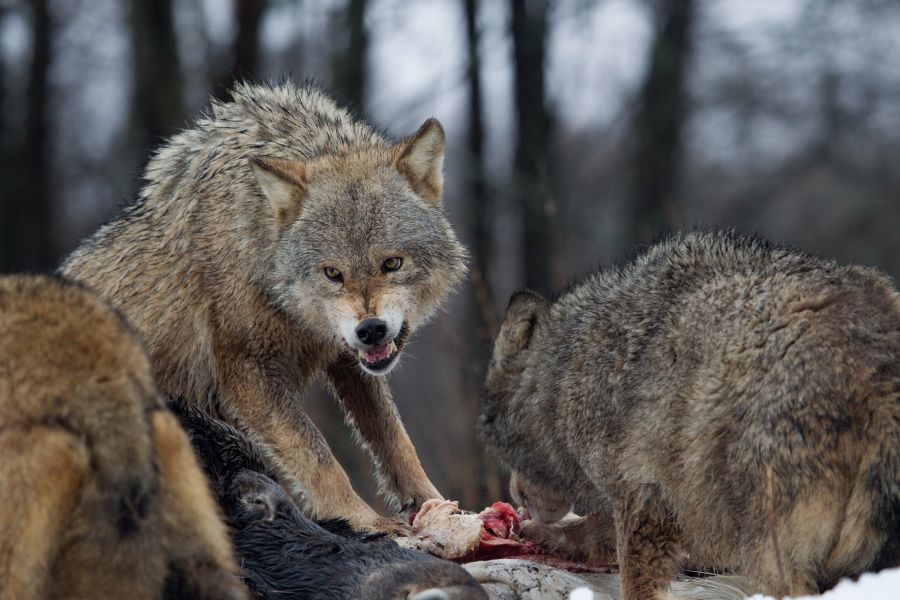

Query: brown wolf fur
[0,275,245,600]
[61,82,467,533]
[479,231,900,599]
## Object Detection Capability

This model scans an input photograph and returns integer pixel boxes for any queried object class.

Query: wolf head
[251,119,467,375]
[478,290,571,493]
[508,470,573,524]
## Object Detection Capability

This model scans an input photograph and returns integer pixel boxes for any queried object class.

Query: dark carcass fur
[171,400,486,600]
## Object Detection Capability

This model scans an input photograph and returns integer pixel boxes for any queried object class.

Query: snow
[748,568,900,600]
[569,588,595,600]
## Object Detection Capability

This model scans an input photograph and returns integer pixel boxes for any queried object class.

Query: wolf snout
[356,317,389,346]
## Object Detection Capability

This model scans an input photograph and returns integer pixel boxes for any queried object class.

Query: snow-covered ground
[561,567,900,600]
[747,568,900,600]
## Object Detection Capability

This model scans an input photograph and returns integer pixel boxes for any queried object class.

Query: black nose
[355,318,388,346]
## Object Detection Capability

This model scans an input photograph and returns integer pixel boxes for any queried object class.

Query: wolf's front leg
[326,355,442,518]
[615,489,682,600]
[219,361,408,536]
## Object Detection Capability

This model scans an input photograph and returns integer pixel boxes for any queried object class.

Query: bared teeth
[357,341,398,365]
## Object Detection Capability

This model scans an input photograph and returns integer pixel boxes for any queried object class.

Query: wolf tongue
[363,343,390,363]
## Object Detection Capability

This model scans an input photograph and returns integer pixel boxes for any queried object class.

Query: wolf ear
[250,157,308,227]
[495,290,549,359]
[394,118,445,207]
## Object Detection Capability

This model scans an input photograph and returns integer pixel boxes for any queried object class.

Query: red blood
[455,501,544,562]
[454,501,618,572]
[479,502,521,538]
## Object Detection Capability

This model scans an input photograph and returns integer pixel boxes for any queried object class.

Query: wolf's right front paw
[370,515,414,538]
[348,508,413,538]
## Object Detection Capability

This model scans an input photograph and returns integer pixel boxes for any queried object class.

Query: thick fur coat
[479,231,900,599]
[62,82,467,532]
[0,276,244,600]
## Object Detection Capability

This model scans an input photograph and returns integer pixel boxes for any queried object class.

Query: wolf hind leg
[0,427,89,600]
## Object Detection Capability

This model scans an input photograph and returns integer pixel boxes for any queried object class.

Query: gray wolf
[0,275,244,600]
[478,231,900,599]
[173,400,487,600]
[61,82,468,533]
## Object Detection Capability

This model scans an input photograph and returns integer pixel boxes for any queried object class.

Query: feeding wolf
[61,82,467,534]
[479,231,900,599]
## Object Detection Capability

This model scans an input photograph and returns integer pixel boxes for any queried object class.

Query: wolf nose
[356,318,388,346]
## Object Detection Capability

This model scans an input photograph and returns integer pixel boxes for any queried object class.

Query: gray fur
[479,230,900,598]
[62,82,467,532]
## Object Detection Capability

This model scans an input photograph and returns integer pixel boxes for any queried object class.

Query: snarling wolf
[479,231,900,599]
[61,82,467,533]
[0,275,245,600]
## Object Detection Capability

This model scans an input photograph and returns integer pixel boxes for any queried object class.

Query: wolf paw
[370,515,414,538]
[521,518,616,565]
[347,508,413,538]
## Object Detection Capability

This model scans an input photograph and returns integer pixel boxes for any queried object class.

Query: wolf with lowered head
[479,231,900,599]
[62,82,467,534]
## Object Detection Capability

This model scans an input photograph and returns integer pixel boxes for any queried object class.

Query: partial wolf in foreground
[61,82,467,533]
[0,276,245,600]
[479,231,900,599]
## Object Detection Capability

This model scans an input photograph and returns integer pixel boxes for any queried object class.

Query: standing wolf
[479,231,900,599]
[62,82,467,533]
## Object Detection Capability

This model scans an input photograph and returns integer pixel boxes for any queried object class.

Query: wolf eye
[323,267,343,282]
[382,257,403,272]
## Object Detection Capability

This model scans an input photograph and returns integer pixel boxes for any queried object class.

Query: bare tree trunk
[9,0,54,271]
[213,0,266,100]
[130,0,185,167]
[331,0,369,113]
[0,7,10,270]
[462,0,501,508]
[510,0,553,295]
[465,0,492,321]
[629,0,694,245]
[233,0,264,81]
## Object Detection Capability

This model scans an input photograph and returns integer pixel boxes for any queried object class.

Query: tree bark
[232,0,264,81]
[510,0,553,295]
[130,0,185,167]
[213,0,266,100]
[0,7,10,269]
[629,0,694,245]
[462,0,501,508]
[331,0,369,114]
[9,0,54,270]
[465,0,491,314]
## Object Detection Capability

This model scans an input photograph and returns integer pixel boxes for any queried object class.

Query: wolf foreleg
[218,358,408,535]
[615,489,683,600]
[326,355,442,517]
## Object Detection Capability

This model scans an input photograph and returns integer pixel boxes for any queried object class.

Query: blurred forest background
[1,0,899,511]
